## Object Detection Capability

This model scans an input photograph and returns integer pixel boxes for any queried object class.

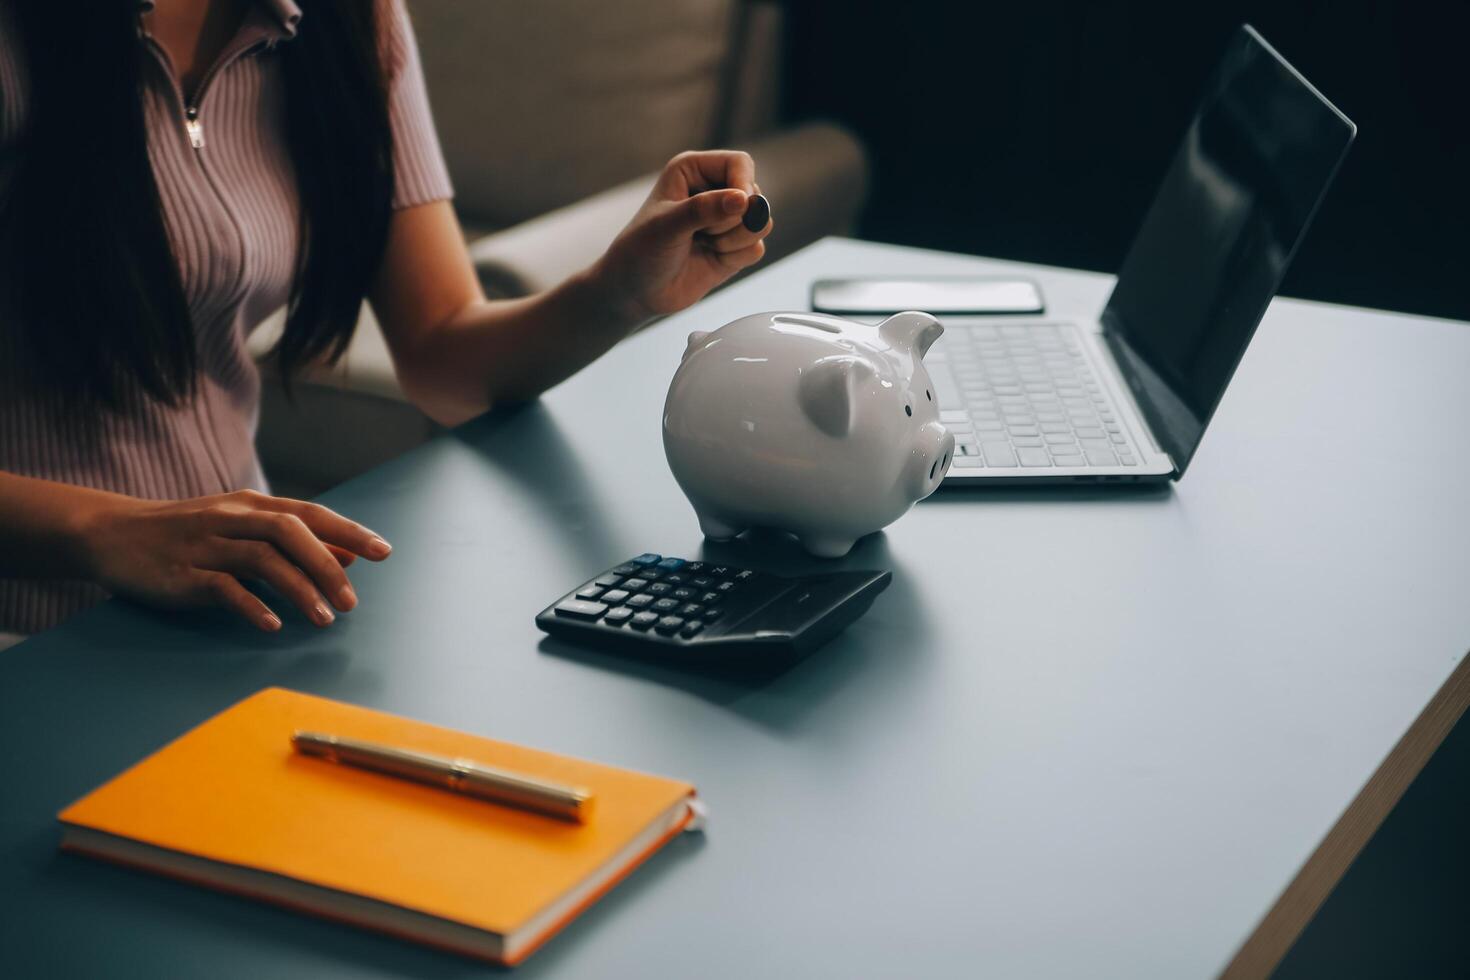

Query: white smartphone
[810,277,1045,316]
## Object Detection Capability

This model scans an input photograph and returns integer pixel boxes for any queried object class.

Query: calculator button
[622,578,649,591]
[664,573,687,585]
[656,558,685,571]
[601,589,631,604]
[715,581,737,593]
[700,592,721,604]
[671,587,695,600]
[603,606,634,624]
[638,567,665,581]
[574,585,605,600]
[690,577,713,588]
[651,597,680,613]
[647,582,673,596]
[626,594,655,609]
[710,566,731,578]
[734,570,755,582]
[630,611,659,629]
[610,563,639,576]
[553,599,608,620]
[654,616,685,634]
[631,554,661,566]
[701,606,724,622]
[593,574,623,588]
[679,621,704,638]
[683,562,706,573]
[678,602,703,617]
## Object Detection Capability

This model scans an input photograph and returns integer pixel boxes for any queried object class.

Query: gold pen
[291,731,594,824]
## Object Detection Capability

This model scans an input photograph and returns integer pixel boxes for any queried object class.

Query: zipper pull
[185,106,204,149]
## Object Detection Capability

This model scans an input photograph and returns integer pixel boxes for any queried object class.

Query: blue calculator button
[631,553,662,566]
[656,557,685,571]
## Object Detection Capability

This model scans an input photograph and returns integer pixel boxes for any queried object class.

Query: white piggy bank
[662,310,955,557]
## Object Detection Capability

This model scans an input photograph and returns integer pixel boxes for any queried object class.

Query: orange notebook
[58,688,699,966]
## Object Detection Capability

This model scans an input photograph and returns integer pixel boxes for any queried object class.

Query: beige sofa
[253,0,869,496]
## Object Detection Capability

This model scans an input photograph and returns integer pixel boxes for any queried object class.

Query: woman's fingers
[710,239,766,272]
[658,188,748,237]
[325,543,357,568]
[660,149,756,197]
[242,493,391,561]
[216,511,356,612]
[200,572,282,633]
[703,216,771,254]
[212,539,338,626]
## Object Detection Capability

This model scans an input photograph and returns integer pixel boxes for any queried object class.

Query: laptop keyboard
[925,323,1138,469]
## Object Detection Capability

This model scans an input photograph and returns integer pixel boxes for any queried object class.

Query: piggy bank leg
[697,511,744,541]
[798,533,857,558]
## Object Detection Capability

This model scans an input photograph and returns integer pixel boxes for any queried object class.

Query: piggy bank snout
[909,421,954,499]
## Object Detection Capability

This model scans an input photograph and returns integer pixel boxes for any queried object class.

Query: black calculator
[535,554,891,664]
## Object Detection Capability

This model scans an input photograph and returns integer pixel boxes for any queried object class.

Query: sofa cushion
[409,0,736,227]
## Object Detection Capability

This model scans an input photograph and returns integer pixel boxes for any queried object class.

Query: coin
[742,193,771,232]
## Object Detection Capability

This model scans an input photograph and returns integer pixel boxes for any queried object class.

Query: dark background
[781,0,1470,322]
[780,2,1469,975]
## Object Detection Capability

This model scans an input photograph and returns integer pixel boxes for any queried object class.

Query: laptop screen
[1100,25,1355,475]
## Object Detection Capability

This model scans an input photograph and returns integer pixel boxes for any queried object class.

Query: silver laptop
[927,25,1355,485]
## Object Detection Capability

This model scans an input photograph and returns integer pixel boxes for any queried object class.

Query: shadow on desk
[448,404,625,562]
[925,479,1174,506]
[540,530,936,735]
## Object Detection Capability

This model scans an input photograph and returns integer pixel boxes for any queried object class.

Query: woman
[0,0,771,642]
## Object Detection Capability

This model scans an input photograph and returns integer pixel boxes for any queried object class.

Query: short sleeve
[381,0,453,210]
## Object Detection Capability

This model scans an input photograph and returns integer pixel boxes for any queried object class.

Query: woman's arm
[370,150,772,427]
[0,471,390,631]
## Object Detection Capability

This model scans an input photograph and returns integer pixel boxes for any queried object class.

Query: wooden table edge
[1221,650,1470,978]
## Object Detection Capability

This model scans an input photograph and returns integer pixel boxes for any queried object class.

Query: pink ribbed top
[0,0,453,633]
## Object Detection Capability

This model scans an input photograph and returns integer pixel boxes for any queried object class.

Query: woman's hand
[592,150,774,324]
[78,489,392,632]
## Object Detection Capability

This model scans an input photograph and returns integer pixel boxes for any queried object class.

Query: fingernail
[262,613,282,632]
[723,191,746,214]
[314,602,335,626]
[366,536,392,559]
[336,584,357,610]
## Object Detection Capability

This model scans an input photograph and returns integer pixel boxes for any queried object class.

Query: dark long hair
[0,1,393,409]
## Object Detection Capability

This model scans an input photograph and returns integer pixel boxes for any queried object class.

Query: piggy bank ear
[878,311,943,359]
[683,330,712,360]
[798,357,873,437]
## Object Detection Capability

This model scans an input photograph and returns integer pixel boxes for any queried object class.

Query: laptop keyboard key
[982,443,1017,467]
[1085,449,1118,466]
[1018,448,1052,467]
